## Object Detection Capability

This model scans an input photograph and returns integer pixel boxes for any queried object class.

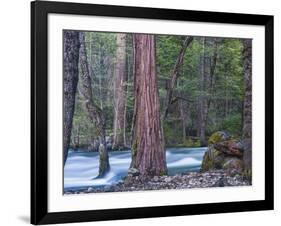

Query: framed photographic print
[31,0,274,224]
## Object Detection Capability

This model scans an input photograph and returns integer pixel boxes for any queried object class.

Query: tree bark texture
[63,31,80,165]
[207,38,218,109]
[242,39,252,176]
[78,32,110,177]
[163,36,193,119]
[198,37,208,146]
[112,34,127,150]
[179,99,189,143]
[198,38,217,147]
[130,34,167,176]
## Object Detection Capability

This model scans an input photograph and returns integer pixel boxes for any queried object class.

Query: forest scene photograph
[63,30,252,194]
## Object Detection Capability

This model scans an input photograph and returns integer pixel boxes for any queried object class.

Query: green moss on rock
[201,150,215,171]
[208,131,231,145]
[222,158,243,172]
[201,131,244,173]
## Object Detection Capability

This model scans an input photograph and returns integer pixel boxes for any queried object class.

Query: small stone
[164,177,172,183]
[87,187,94,192]
[128,168,140,177]
[153,176,159,182]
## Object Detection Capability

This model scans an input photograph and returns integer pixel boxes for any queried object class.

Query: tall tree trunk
[224,72,228,117]
[179,99,189,143]
[207,38,218,109]
[178,69,189,143]
[112,34,127,150]
[198,38,216,147]
[130,34,167,176]
[63,31,80,165]
[123,37,130,147]
[198,37,208,146]
[79,32,110,177]
[242,39,252,178]
[163,36,193,119]
[73,124,80,149]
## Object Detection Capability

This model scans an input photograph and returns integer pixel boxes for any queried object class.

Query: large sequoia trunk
[130,34,167,176]
[242,39,252,177]
[63,31,80,165]
[112,34,127,150]
[79,32,110,177]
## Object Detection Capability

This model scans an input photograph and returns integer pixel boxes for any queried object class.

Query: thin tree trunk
[198,37,208,146]
[130,34,167,177]
[63,31,80,165]
[242,39,252,178]
[123,35,133,147]
[163,36,193,119]
[79,32,110,177]
[98,45,103,110]
[207,38,218,109]
[179,99,189,143]
[112,34,127,150]
[224,72,228,117]
[178,67,189,143]
[198,38,216,147]
[73,124,80,149]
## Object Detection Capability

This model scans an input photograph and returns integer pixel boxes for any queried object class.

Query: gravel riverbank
[64,169,251,194]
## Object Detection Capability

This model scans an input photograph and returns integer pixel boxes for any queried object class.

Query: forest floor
[65,169,251,194]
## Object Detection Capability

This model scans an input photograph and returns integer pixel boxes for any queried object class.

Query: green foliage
[71,96,97,148]
[163,121,182,146]
[221,113,242,136]
[71,32,248,149]
[156,35,182,80]
[182,138,200,147]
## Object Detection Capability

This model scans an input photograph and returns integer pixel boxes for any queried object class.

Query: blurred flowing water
[64,147,207,191]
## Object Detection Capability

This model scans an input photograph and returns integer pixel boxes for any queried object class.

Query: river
[64,147,207,192]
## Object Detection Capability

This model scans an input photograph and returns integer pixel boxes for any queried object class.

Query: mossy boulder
[208,131,231,145]
[222,158,243,171]
[201,146,225,171]
[201,131,243,173]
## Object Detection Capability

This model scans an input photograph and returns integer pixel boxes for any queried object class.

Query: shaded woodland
[63,30,252,179]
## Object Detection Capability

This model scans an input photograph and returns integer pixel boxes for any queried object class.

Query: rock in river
[201,131,244,173]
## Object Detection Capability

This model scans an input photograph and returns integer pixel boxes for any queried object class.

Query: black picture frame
[31,0,274,224]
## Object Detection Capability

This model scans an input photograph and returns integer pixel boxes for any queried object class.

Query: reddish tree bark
[63,31,80,165]
[130,34,167,176]
[112,34,127,150]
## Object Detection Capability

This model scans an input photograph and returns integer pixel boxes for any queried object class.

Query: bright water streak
[64,147,207,191]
